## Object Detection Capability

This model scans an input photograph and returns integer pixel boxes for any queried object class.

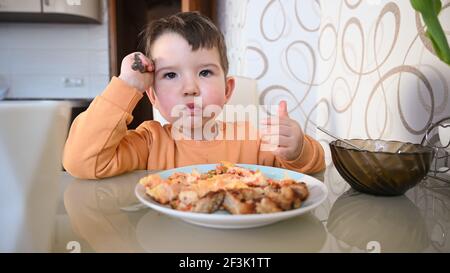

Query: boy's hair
[143,11,229,76]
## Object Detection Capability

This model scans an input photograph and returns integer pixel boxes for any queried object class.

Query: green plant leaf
[411,0,441,16]
[411,0,450,66]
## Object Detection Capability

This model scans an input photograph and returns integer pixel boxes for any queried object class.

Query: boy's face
[146,32,234,128]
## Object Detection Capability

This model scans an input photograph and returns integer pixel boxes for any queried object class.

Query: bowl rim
[329,138,435,155]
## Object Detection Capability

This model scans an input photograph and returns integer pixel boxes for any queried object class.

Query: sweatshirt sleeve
[275,134,326,174]
[62,77,151,179]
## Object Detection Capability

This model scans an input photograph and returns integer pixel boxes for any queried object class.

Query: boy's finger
[262,124,293,136]
[273,147,290,159]
[259,117,289,126]
[140,54,153,66]
[259,124,280,135]
[278,100,289,118]
[277,135,291,147]
[261,134,290,147]
[131,52,155,73]
[260,135,279,152]
[147,59,155,72]
[260,143,278,152]
[131,53,146,73]
[138,56,154,72]
[260,134,279,145]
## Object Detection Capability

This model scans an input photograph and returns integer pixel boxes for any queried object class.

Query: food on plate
[139,162,309,214]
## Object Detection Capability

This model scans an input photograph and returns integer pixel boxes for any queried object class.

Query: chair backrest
[0,101,71,252]
[151,76,259,125]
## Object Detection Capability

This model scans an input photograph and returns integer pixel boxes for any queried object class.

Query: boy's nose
[183,82,200,96]
[183,88,199,96]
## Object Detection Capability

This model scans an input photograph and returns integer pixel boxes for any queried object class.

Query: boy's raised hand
[260,101,304,161]
[119,52,154,93]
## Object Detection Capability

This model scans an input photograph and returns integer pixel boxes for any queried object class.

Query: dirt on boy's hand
[131,53,147,73]
[118,52,154,93]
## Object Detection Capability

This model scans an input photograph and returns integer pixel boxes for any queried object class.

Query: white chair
[0,101,71,252]
[152,76,259,125]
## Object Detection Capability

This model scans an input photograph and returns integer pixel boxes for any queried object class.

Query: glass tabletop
[54,164,450,253]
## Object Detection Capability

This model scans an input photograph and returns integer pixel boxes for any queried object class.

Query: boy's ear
[224,76,235,103]
[146,87,157,106]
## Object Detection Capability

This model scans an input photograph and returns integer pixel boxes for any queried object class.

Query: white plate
[135,164,328,229]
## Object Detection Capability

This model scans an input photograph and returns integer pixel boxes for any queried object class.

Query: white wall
[217,0,450,145]
[317,0,450,144]
[217,0,321,136]
[0,0,109,99]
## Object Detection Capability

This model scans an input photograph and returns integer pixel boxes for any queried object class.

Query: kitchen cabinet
[42,0,100,23]
[0,0,41,12]
[0,0,101,24]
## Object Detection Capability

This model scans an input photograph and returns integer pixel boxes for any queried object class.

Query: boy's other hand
[119,52,154,93]
[260,101,304,161]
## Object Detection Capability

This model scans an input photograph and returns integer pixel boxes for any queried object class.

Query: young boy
[63,12,325,179]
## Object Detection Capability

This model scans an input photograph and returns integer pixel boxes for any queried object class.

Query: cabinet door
[0,0,41,12]
[181,0,214,21]
[42,0,100,22]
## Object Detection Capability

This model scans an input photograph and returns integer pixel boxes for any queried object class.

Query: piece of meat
[216,161,233,174]
[192,191,225,213]
[264,186,298,210]
[267,179,281,189]
[238,187,265,200]
[171,191,225,213]
[279,179,296,186]
[289,182,309,201]
[168,172,199,185]
[226,166,254,177]
[244,171,268,187]
[222,191,256,214]
[143,163,310,215]
[188,179,230,198]
[140,174,164,188]
[146,182,182,204]
[292,198,302,209]
[279,180,308,200]
[178,190,199,205]
[169,199,192,211]
[256,197,282,213]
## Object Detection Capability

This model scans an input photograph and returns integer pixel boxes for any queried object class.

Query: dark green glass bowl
[330,139,435,196]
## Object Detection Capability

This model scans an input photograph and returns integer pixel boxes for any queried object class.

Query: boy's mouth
[185,103,202,116]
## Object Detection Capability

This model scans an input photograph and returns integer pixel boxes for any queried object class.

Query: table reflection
[136,210,326,253]
[63,171,327,253]
[327,189,430,252]
[408,179,450,252]
[61,167,450,252]
[63,171,152,252]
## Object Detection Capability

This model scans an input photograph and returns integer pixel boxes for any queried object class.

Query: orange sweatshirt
[63,77,325,179]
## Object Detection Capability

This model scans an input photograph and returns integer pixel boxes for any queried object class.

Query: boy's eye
[163,72,177,79]
[199,69,213,77]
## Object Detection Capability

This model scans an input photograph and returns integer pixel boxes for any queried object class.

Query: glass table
[53,163,450,253]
